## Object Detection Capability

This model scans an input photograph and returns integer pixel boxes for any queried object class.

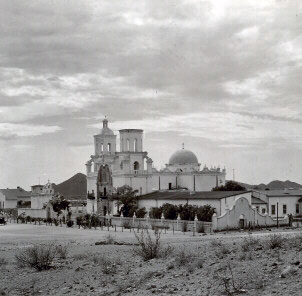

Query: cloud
[0,123,61,139]
[0,0,302,187]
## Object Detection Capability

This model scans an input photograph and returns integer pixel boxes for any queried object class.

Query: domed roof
[169,148,198,165]
[100,118,114,136]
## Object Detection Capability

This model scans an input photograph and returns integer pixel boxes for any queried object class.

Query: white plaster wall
[87,174,97,195]
[220,192,252,215]
[119,131,143,152]
[178,175,194,190]
[17,208,47,219]
[0,192,5,208]
[86,199,97,214]
[31,195,52,209]
[268,196,300,217]
[214,197,289,230]
[129,154,145,173]
[194,175,218,191]
[94,135,116,155]
[4,199,17,209]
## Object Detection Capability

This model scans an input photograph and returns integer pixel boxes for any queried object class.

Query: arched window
[134,161,139,170]
[101,143,104,152]
[126,139,130,151]
[134,138,138,152]
[107,143,111,152]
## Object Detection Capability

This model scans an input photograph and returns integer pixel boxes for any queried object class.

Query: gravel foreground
[0,224,302,296]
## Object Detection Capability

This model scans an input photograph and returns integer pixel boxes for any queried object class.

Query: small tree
[212,181,246,191]
[150,207,162,219]
[49,194,70,220]
[161,203,178,220]
[115,185,138,217]
[196,205,216,222]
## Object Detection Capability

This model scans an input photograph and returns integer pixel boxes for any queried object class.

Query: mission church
[86,119,226,215]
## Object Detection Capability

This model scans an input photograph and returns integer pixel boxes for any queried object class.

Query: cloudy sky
[0,0,302,189]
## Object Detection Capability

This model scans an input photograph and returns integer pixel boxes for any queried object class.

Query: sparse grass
[15,243,58,271]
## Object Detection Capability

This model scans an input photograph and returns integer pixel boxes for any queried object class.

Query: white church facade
[86,119,226,214]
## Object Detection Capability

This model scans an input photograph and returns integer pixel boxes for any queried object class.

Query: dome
[169,149,198,165]
[100,127,114,136]
[100,118,114,136]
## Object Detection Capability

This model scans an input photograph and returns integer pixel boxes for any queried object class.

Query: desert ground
[0,223,302,296]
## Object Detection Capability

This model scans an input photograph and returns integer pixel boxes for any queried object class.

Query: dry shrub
[174,248,203,273]
[288,234,302,250]
[210,240,222,247]
[92,254,119,274]
[104,234,115,245]
[73,253,89,261]
[133,228,163,261]
[266,234,283,249]
[0,257,8,266]
[15,243,58,271]
[213,261,266,296]
[215,244,232,258]
[241,235,261,252]
[56,244,69,259]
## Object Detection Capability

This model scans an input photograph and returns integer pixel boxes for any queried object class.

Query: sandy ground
[0,223,302,295]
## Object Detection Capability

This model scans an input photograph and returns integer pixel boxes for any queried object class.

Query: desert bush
[210,240,222,247]
[92,255,118,274]
[266,234,283,249]
[133,228,171,261]
[241,235,261,252]
[104,234,115,245]
[73,253,89,261]
[215,244,232,258]
[174,248,203,273]
[288,234,302,250]
[15,243,58,271]
[56,245,69,259]
[213,261,266,295]
[214,261,247,295]
[0,257,8,266]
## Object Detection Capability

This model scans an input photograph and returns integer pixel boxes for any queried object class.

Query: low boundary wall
[108,216,213,233]
[212,197,289,231]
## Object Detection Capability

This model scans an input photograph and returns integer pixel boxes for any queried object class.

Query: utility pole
[277,202,279,228]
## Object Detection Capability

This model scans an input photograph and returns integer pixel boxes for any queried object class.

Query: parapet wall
[212,197,289,231]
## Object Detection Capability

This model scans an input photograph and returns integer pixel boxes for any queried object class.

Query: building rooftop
[138,190,251,200]
[251,197,267,204]
[0,188,31,200]
[168,148,199,166]
[259,190,302,197]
